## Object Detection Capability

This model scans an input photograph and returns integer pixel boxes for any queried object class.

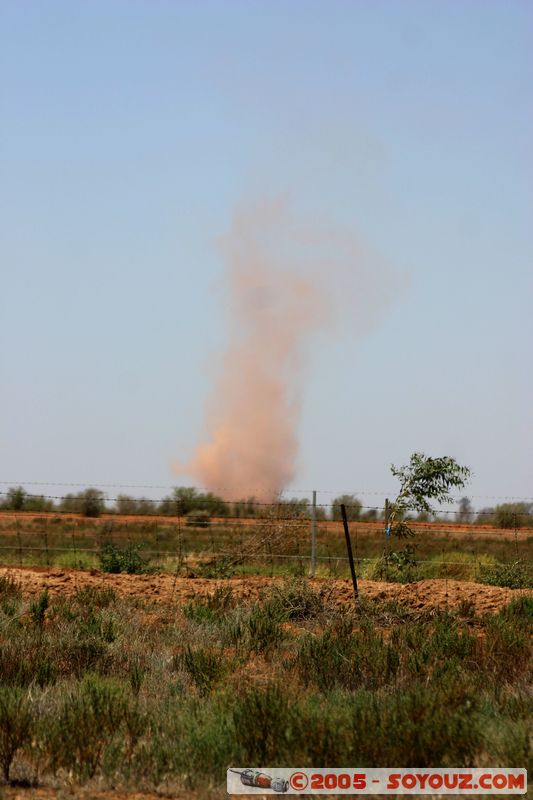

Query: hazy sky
[1,1,532,508]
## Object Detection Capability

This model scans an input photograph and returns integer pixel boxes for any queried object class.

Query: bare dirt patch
[0,565,528,615]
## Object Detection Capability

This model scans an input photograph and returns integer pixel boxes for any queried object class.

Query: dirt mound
[1,566,528,615]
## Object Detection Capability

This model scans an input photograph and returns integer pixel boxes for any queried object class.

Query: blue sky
[1,1,532,508]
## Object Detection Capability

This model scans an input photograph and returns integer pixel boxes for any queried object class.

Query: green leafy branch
[388,452,471,539]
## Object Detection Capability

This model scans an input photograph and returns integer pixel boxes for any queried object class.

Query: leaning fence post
[311,490,317,578]
[340,503,359,599]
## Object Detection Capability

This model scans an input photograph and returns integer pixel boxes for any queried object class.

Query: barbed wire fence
[1,480,532,502]
[0,485,531,584]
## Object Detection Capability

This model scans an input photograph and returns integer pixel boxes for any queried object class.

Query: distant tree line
[471,502,533,529]
[1,486,531,527]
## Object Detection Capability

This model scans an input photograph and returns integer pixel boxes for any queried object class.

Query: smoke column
[177,198,400,501]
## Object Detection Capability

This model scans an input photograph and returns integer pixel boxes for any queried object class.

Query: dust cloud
[176,198,401,501]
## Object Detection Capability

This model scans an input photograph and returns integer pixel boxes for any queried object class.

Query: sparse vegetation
[175,646,230,696]
[0,577,529,791]
[0,475,530,794]
[29,588,49,627]
[99,542,151,574]
[0,685,34,781]
[479,559,532,589]
[0,501,528,583]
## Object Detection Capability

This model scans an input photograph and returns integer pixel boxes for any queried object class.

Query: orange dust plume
[176,198,402,501]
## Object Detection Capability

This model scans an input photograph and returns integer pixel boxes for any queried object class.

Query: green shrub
[99,543,150,574]
[0,604,118,684]
[0,576,23,621]
[246,603,286,654]
[0,686,33,781]
[430,615,476,659]
[59,635,109,678]
[74,586,117,608]
[378,544,420,583]
[0,575,22,601]
[174,647,228,696]
[143,693,234,787]
[294,619,397,691]
[232,684,296,765]
[487,716,531,767]
[290,692,353,765]
[29,588,49,627]
[354,596,413,625]
[499,595,533,620]
[482,614,531,681]
[478,560,532,589]
[185,510,211,528]
[0,633,57,688]
[183,587,234,624]
[46,673,130,779]
[127,656,146,696]
[195,556,235,579]
[216,601,287,653]
[80,609,118,643]
[347,678,483,767]
[401,616,476,679]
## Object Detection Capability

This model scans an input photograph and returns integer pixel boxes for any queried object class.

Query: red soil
[1,565,529,615]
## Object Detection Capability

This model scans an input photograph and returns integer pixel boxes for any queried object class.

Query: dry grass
[0,573,530,796]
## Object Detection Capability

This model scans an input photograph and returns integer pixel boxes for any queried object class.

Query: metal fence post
[16,516,22,566]
[311,490,317,577]
[340,503,359,599]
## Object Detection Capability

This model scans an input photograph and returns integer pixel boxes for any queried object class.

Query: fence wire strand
[0,505,530,581]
